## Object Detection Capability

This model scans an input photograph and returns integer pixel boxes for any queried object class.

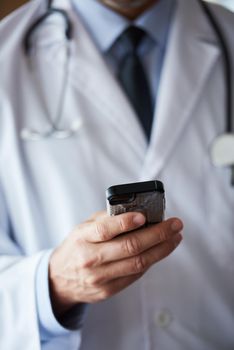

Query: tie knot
[117,26,147,53]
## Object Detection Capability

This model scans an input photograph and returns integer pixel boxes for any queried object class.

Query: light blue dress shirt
[73,0,175,107]
[36,0,175,342]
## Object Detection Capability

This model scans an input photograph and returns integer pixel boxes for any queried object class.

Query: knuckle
[99,287,112,300]
[124,235,141,256]
[157,226,168,242]
[134,254,147,273]
[74,237,85,250]
[95,222,109,241]
[76,243,103,269]
[78,257,91,269]
[119,216,129,233]
[79,254,101,269]
[93,251,104,266]
[87,273,103,287]
[71,224,83,238]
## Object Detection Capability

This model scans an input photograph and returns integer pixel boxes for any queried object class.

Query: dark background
[0,0,29,20]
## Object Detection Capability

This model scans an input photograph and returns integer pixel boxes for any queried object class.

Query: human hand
[49,211,183,318]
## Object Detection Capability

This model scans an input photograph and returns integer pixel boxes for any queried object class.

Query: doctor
[0,0,234,349]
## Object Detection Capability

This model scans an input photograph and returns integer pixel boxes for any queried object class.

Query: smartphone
[106,180,165,224]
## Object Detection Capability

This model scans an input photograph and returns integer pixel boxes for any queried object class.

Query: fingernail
[173,233,183,247]
[133,214,146,226]
[171,219,183,232]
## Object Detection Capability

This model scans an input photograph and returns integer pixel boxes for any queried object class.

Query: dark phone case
[106,180,165,224]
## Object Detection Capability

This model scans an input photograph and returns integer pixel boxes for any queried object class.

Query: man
[0,0,233,349]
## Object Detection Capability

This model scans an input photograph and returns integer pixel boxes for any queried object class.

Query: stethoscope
[22,0,234,185]
[21,0,82,140]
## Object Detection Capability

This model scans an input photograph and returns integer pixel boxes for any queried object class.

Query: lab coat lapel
[141,0,221,179]
[66,5,147,159]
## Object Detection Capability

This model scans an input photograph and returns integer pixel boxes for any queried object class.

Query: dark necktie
[116,26,154,140]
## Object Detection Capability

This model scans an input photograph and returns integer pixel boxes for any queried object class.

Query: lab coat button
[155,310,173,328]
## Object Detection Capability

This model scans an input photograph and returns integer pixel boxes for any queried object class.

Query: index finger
[94,217,183,263]
[81,212,146,243]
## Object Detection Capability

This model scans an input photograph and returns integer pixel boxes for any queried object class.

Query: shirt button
[154,309,173,328]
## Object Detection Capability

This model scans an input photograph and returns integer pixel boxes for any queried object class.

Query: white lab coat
[0,0,233,349]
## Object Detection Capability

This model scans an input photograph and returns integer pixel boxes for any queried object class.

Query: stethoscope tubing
[198,0,234,185]
[198,0,232,133]
[24,7,73,55]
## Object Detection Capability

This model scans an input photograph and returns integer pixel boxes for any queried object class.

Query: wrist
[48,250,77,319]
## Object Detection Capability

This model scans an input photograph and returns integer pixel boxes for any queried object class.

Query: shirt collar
[72,0,175,52]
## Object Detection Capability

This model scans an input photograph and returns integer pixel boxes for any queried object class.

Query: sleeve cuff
[35,249,70,341]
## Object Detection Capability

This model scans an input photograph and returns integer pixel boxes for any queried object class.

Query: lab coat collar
[141,0,221,179]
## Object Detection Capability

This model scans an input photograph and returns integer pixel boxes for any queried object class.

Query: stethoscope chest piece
[20,119,83,141]
[210,133,234,167]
